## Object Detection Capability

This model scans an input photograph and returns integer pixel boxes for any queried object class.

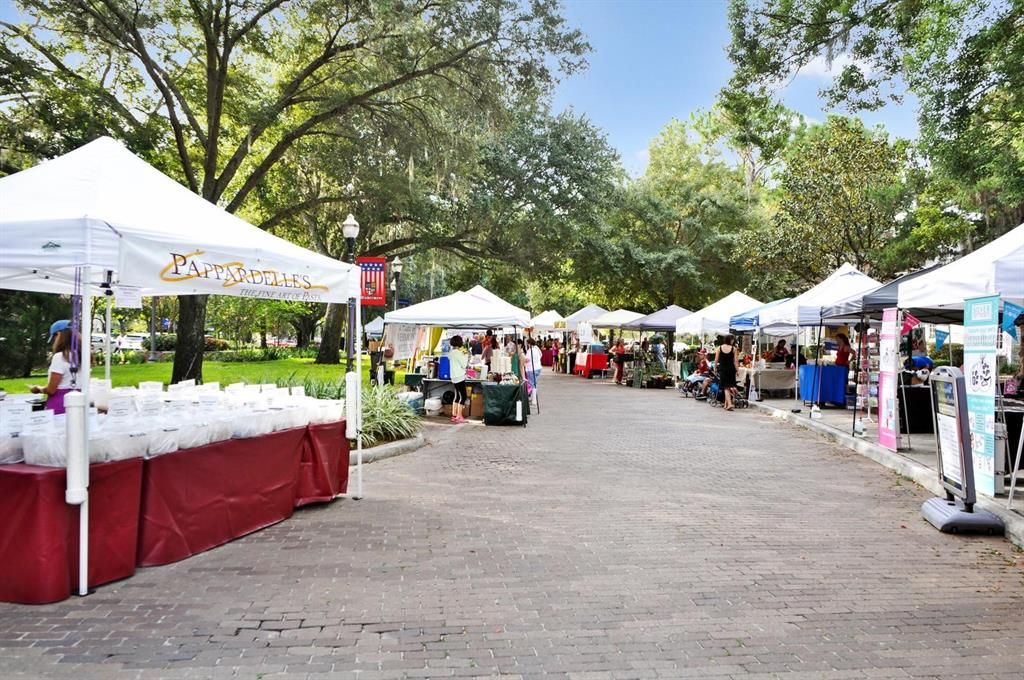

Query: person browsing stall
[770,339,789,363]
[447,335,469,424]
[715,335,740,411]
[835,333,854,368]
[29,320,79,415]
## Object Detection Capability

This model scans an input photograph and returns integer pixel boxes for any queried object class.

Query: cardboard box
[470,392,484,418]
[440,404,452,417]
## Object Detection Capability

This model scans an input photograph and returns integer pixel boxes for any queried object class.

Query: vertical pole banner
[964,295,999,496]
[878,308,900,451]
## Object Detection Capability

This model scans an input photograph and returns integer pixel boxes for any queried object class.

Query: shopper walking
[525,338,543,393]
[715,334,739,411]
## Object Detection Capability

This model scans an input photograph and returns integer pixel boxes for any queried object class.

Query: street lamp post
[391,255,403,311]
[342,213,360,372]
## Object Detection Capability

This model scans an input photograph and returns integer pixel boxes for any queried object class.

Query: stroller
[705,375,749,409]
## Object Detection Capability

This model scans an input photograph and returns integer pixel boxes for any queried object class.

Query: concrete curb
[751,401,1024,547]
[349,433,425,465]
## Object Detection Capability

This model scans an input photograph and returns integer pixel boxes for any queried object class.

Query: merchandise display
[5,380,344,468]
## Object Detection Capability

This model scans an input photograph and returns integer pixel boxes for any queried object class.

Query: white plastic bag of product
[23,432,67,467]
[90,378,112,411]
[207,416,232,443]
[147,426,179,456]
[88,431,112,463]
[138,381,164,393]
[0,433,24,464]
[178,420,210,449]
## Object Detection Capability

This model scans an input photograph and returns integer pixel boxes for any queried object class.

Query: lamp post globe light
[391,255,403,311]
[343,213,359,372]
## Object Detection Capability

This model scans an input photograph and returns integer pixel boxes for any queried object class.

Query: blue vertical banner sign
[963,296,999,496]
[934,329,949,351]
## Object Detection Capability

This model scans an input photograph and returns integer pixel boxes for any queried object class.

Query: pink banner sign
[878,308,900,451]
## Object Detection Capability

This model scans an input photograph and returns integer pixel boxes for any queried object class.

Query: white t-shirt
[48,353,75,389]
[526,346,543,373]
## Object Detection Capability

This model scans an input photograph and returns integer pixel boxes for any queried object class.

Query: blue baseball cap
[48,319,71,340]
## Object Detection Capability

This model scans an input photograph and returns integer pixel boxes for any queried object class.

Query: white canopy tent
[529,310,565,332]
[898,223,1024,322]
[757,263,881,335]
[383,287,531,328]
[564,304,608,327]
[590,308,644,328]
[675,291,762,337]
[0,136,363,597]
[365,316,385,338]
[0,137,357,301]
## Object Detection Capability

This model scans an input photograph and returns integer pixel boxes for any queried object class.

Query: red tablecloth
[0,458,143,605]
[295,420,350,506]
[573,352,608,376]
[137,427,305,567]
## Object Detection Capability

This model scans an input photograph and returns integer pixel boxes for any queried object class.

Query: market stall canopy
[821,265,940,322]
[529,310,565,331]
[383,288,531,328]
[0,137,358,302]
[365,316,385,337]
[758,263,881,334]
[676,291,762,336]
[590,308,644,328]
[898,223,1024,323]
[624,304,692,331]
[730,298,790,333]
[564,303,608,326]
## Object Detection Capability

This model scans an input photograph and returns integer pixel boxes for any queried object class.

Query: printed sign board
[930,367,976,504]
[877,308,900,451]
[964,296,999,496]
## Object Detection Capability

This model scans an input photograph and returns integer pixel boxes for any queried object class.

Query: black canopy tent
[821,265,942,323]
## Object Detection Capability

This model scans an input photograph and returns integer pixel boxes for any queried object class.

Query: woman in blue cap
[29,320,78,414]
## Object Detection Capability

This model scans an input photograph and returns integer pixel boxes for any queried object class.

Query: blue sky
[551,0,920,175]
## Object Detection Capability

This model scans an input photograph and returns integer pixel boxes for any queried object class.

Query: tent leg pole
[794,330,800,405]
[356,294,363,500]
[78,265,92,597]
[1008,421,1024,509]
[104,295,112,382]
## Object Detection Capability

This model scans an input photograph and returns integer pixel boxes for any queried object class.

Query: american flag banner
[357,256,387,306]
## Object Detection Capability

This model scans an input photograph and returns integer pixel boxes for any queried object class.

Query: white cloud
[798,53,873,79]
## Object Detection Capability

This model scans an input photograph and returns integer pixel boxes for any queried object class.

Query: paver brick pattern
[2,374,1023,680]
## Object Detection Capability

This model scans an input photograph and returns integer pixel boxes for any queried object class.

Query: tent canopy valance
[624,304,692,331]
[821,266,939,323]
[564,304,608,327]
[676,291,762,336]
[529,310,565,331]
[365,316,385,337]
[730,298,790,333]
[0,137,358,302]
[382,286,530,328]
[897,223,1024,323]
[757,263,881,334]
[590,308,644,328]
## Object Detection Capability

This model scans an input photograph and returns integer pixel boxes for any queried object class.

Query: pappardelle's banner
[120,238,353,303]
[964,295,999,496]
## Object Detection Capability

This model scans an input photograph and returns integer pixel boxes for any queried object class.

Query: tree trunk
[260,319,268,349]
[315,302,345,364]
[172,295,208,383]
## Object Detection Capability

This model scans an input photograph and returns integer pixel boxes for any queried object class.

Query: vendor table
[573,352,608,378]
[0,458,143,604]
[738,367,795,395]
[897,384,934,434]
[482,383,530,426]
[137,427,306,567]
[799,364,849,405]
[295,420,349,506]
[421,378,487,401]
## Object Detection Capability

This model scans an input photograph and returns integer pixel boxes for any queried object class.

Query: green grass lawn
[0,357,403,394]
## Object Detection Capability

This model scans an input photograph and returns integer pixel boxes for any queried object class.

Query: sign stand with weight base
[921,367,1004,535]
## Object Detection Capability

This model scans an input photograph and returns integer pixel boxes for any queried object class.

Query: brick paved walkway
[2,374,1023,679]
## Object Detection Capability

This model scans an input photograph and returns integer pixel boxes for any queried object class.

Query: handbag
[1005,377,1019,396]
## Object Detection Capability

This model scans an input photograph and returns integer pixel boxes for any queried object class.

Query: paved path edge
[751,401,1024,547]
[349,432,426,465]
